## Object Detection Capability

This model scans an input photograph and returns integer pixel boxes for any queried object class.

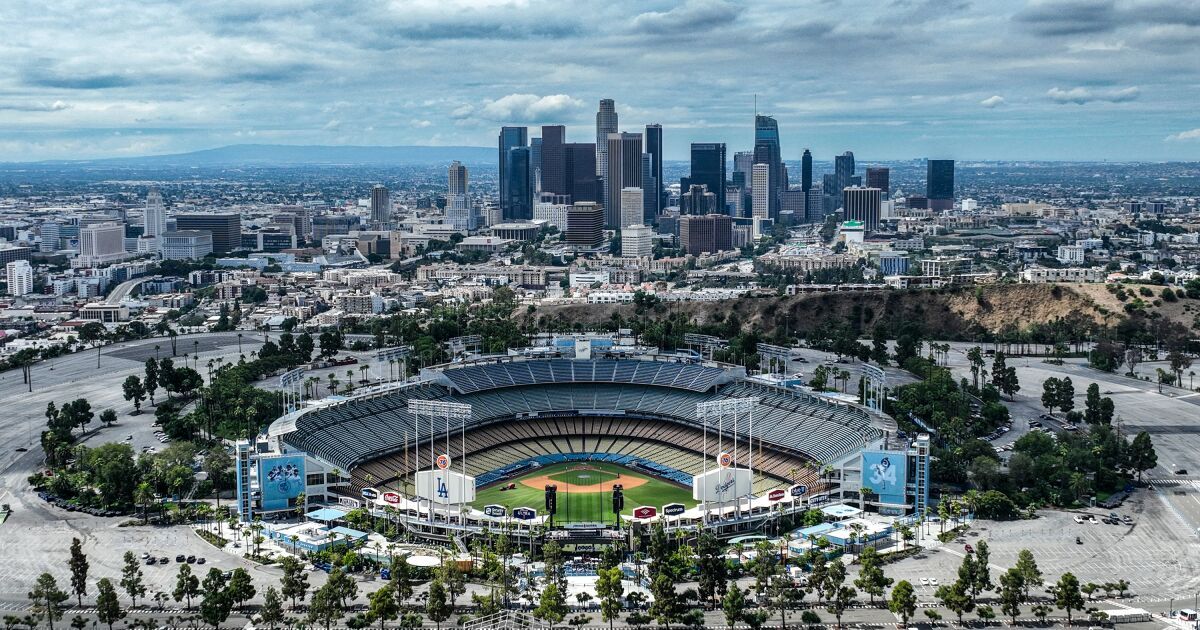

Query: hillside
[528,284,1126,338]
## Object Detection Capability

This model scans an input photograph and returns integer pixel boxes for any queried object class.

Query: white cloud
[1165,128,1200,142]
[979,95,1005,108]
[411,119,433,128]
[1047,86,1140,104]
[477,93,584,123]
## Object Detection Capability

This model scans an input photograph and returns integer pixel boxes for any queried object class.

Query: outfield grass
[472,461,693,523]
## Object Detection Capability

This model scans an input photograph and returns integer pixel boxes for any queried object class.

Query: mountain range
[17,144,496,167]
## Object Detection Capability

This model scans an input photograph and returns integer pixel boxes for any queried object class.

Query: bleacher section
[437,358,728,394]
[279,359,883,493]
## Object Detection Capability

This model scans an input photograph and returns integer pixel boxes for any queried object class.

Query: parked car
[186,555,196,564]
[175,554,186,563]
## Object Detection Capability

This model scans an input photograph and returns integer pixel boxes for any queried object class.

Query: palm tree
[359,365,369,385]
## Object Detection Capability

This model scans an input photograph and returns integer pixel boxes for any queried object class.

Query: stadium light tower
[695,397,757,526]
[407,400,473,525]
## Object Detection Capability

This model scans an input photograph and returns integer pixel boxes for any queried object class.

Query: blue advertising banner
[861,450,907,506]
[258,455,306,511]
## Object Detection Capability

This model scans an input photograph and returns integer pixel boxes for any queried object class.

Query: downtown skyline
[1,0,1199,163]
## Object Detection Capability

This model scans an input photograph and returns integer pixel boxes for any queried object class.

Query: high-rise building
[682,143,727,214]
[805,184,824,224]
[369,184,391,227]
[540,125,566,196]
[620,187,644,228]
[644,124,664,212]
[563,143,598,203]
[161,230,214,260]
[751,163,771,221]
[640,154,658,224]
[866,167,890,199]
[39,222,60,252]
[679,213,732,254]
[927,159,955,211]
[79,222,128,265]
[733,151,754,189]
[566,202,604,247]
[143,187,167,240]
[595,99,617,177]
[801,149,813,193]
[622,224,653,258]
[530,137,542,194]
[843,186,883,231]
[754,115,786,216]
[175,213,241,254]
[448,161,468,196]
[6,260,33,296]
[312,215,359,241]
[834,151,856,193]
[498,126,528,218]
[503,146,533,221]
[604,132,642,228]
[680,185,719,215]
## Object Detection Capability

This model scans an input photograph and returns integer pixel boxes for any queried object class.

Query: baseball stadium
[255,338,917,545]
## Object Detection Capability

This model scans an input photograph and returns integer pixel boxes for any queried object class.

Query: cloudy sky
[1,0,1198,162]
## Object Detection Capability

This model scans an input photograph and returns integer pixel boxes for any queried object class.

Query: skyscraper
[6,260,33,296]
[843,186,882,231]
[733,151,754,190]
[175,213,241,254]
[640,153,658,224]
[504,147,533,221]
[751,163,771,221]
[595,99,617,178]
[566,202,604,247]
[683,143,726,213]
[620,187,644,228]
[529,137,542,195]
[604,132,642,229]
[143,187,166,240]
[680,185,719,215]
[448,161,468,196]
[563,143,598,203]
[801,149,813,193]
[679,214,732,254]
[927,159,955,211]
[498,126,528,219]
[754,115,786,216]
[866,167,890,199]
[369,184,391,227]
[644,124,664,212]
[834,151,856,193]
[540,125,566,196]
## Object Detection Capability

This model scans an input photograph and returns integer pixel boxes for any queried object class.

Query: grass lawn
[473,461,693,523]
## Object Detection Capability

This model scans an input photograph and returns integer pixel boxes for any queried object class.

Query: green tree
[259,586,285,630]
[68,538,88,606]
[28,573,68,630]
[966,346,984,390]
[95,578,124,630]
[648,572,677,630]
[173,563,200,610]
[280,556,309,610]
[143,359,159,405]
[122,375,146,414]
[1128,431,1158,483]
[722,586,746,630]
[935,580,974,626]
[199,568,232,630]
[825,584,857,630]
[226,568,256,612]
[999,568,1025,625]
[1041,377,1060,417]
[119,551,146,608]
[390,555,413,608]
[368,583,399,630]
[853,547,892,605]
[888,580,917,628]
[1052,572,1085,626]
[1057,377,1075,415]
[308,583,342,630]
[425,579,452,630]
[596,567,625,630]
[1015,549,1042,599]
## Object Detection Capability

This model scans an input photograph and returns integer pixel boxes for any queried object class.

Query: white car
[1073,515,1085,524]
[930,578,939,587]
[920,578,930,586]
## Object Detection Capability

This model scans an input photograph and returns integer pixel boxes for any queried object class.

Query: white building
[620,187,644,230]
[5,260,33,296]
[621,224,653,258]
[752,163,771,221]
[161,230,214,260]
[533,201,571,231]
[78,222,129,266]
[1057,244,1085,265]
[143,188,167,241]
[961,198,978,212]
